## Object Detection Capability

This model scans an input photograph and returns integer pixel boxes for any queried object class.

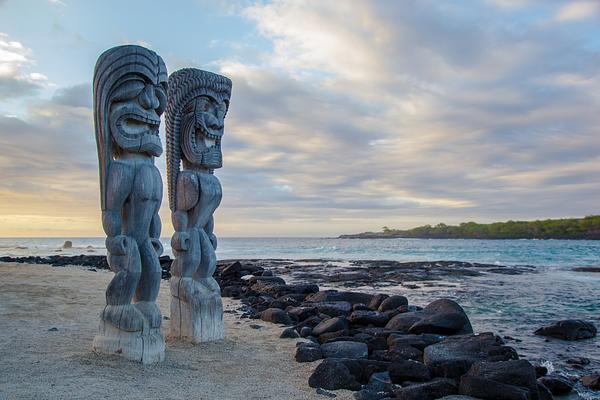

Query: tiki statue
[166,68,232,343]
[92,45,167,363]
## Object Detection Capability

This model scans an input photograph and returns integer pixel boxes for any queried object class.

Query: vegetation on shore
[340,215,600,240]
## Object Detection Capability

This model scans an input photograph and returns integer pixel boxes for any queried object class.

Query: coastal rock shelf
[228,259,537,289]
[211,260,596,399]
[0,255,537,287]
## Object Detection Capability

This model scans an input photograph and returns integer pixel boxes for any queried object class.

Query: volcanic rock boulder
[581,374,600,390]
[260,308,292,325]
[385,299,473,335]
[308,359,362,390]
[305,290,374,305]
[423,333,518,379]
[378,295,408,312]
[534,319,597,341]
[312,317,349,336]
[321,341,369,359]
[295,342,323,362]
[458,360,540,400]
[393,378,458,400]
[388,359,431,383]
[538,374,573,395]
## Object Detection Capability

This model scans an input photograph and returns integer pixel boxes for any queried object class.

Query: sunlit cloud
[554,1,600,21]
[0,33,48,100]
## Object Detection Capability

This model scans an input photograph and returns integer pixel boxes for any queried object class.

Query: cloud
[51,83,92,108]
[0,33,48,100]
[2,1,600,236]
[0,83,99,236]
[554,1,600,21]
[205,0,600,234]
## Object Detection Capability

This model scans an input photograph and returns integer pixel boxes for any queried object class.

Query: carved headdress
[93,45,167,210]
[165,68,232,211]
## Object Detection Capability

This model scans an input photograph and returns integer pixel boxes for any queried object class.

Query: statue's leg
[94,237,164,363]
[134,238,162,329]
[170,228,201,301]
[170,228,202,340]
[190,228,224,342]
[101,237,144,331]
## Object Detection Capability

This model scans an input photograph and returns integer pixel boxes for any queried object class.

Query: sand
[0,262,353,400]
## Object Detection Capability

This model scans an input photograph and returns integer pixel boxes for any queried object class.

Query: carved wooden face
[108,75,167,157]
[181,95,228,169]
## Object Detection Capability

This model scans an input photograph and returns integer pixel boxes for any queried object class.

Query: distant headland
[339,215,600,240]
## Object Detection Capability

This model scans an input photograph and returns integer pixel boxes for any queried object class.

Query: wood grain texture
[165,68,232,343]
[92,45,167,363]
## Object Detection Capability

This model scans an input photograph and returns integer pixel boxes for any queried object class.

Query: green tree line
[341,216,600,240]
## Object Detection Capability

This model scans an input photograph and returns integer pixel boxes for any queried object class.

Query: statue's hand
[106,235,128,256]
[172,231,190,251]
[150,238,164,256]
[202,148,222,168]
[209,233,218,250]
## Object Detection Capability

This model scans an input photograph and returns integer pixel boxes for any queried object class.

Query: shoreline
[1,255,598,398]
[0,262,354,400]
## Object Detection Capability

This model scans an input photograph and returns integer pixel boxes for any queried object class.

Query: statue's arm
[149,170,163,255]
[171,172,199,251]
[102,161,133,255]
[204,216,218,250]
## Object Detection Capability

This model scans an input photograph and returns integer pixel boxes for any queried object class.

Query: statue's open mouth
[192,125,222,153]
[117,113,160,139]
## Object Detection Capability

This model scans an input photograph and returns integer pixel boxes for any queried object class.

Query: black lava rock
[534,319,597,341]
[260,308,292,325]
[393,378,458,400]
[321,341,369,359]
[388,360,431,383]
[295,342,323,362]
[538,374,574,395]
[423,333,518,379]
[280,327,300,339]
[459,360,540,400]
[308,359,361,390]
[312,317,349,336]
[378,295,408,312]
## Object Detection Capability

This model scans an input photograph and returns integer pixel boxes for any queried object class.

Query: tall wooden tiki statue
[92,45,167,363]
[166,68,232,343]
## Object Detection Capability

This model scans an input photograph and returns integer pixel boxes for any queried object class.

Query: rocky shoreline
[1,254,598,399]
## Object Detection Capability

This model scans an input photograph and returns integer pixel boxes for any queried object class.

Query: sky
[0,0,599,237]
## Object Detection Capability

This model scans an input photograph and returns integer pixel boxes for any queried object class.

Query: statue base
[170,277,224,343]
[92,321,165,364]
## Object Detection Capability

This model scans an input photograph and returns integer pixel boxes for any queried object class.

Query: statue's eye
[155,85,167,115]
[111,79,145,102]
[222,100,229,117]
[197,97,211,111]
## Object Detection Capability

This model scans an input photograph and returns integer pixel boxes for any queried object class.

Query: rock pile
[214,260,586,400]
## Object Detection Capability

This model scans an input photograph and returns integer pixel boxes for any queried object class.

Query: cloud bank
[0,1,599,236]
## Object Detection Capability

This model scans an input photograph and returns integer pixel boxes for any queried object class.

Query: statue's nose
[138,85,160,110]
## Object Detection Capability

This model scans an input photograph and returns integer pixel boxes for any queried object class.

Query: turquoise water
[2,236,599,268]
[1,237,599,398]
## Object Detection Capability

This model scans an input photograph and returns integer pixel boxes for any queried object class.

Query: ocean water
[2,236,600,267]
[1,237,599,398]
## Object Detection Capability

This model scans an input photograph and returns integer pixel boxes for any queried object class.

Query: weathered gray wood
[165,68,232,343]
[91,45,167,363]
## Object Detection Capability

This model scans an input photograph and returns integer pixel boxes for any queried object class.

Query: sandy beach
[0,262,353,400]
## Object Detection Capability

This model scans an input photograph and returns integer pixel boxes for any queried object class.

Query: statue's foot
[93,320,165,364]
[169,277,224,343]
[135,301,162,329]
[101,304,144,332]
